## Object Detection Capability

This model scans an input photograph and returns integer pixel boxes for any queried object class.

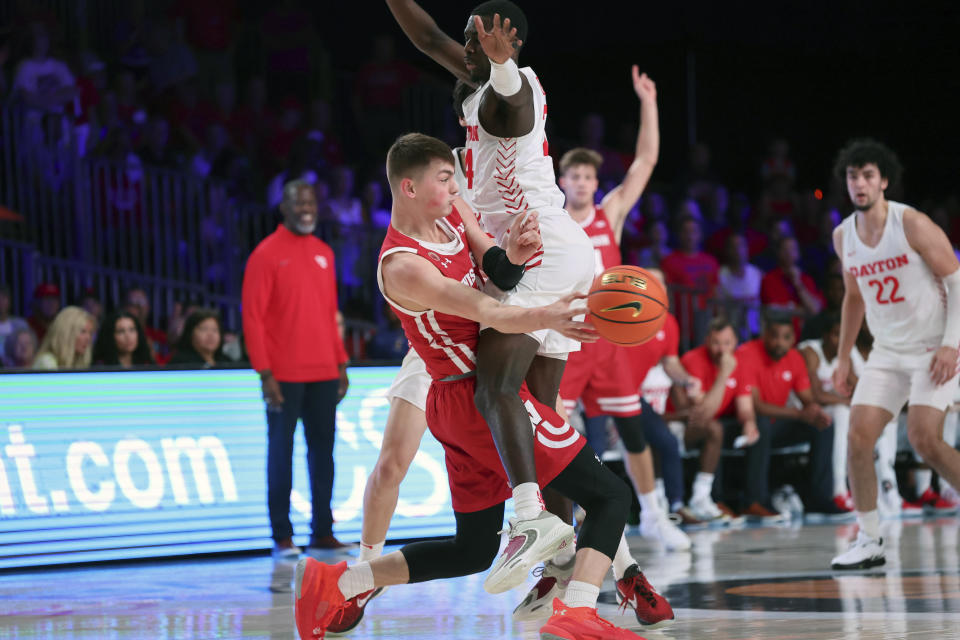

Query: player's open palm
[474,13,521,64]
[504,211,541,264]
[542,293,597,343]
[632,65,656,103]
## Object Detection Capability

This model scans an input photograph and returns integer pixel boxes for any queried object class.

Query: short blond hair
[34,306,96,369]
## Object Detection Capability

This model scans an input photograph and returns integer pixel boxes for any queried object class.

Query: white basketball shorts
[852,346,960,416]
[386,349,430,412]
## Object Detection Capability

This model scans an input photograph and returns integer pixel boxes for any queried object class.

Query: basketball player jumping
[386,0,597,593]
[829,138,960,570]
[295,134,646,640]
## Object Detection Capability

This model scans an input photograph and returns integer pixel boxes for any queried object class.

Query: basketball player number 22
[867,276,905,305]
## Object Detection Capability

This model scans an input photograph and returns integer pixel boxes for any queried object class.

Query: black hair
[471,1,528,46]
[452,79,475,121]
[92,310,154,366]
[762,307,794,328]
[832,137,903,190]
[821,311,842,336]
[174,308,225,361]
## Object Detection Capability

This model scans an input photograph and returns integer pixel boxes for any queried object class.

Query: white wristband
[941,268,960,348]
[488,57,522,97]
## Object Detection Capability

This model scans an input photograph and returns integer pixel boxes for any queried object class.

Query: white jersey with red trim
[377,207,482,380]
[841,201,947,354]
[579,206,621,276]
[461,66,565,244]
[453,147,482,226]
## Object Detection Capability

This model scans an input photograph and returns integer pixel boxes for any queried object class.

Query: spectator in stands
[661,215,719,348]
[576,112,624,183]
[168,308,228,367]
[139,114,180,169]
[146,19,198,93]
[632,217,671,269]
[329,166,365,297]
[798,312,865,512]
[365,308,408,361]
[2,326,37,369]
[170,0,238,88]
[266,139,319,209]
[352,34,420,158]
[242,178,351,556]
[262,0,318,104]
[736,310,844,519]
[802,207,842,284]
[122,287,168,359]
[32,306,95,370]
[12,22,76,118]
[27,282,61,342]
[233,75,274,160]
[760,235,824,335]
[752,218,793,272]
[72,51,105,157]
[263,96,306,176]
[675,142,722,209]
[717,232,763,338]
[306,98,344,174]
[800,272,844,342]
[362,178,391,231]
[672,316,758,523]
[92,310,155,368]
[0,284,28,348]
[77,287,104,324]
[190,123,230,179]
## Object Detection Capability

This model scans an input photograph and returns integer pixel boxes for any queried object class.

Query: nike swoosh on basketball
[601,301,644,317]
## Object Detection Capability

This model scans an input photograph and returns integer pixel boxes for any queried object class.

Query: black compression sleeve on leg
[400,504,504,583]
[546,446,630,559]
[482,246,526,290]
[613,414,648,453]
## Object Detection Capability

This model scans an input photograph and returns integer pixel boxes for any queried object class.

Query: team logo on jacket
[314,255,328,269]
[782,371,793,381]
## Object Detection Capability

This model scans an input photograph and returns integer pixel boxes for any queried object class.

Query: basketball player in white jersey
[829,138,960,570]
[387,0,596,592]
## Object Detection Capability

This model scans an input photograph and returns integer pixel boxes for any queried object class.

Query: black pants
[400,445,630,583]
[725,415,834,508]
[266,379,339,546]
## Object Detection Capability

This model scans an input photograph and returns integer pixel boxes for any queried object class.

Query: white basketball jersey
[841,201,947,353]
[797,339,865,393]
[461,66,565,243]
[452,147,481,225]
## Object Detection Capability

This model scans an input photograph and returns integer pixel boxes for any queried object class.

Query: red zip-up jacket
[242,224,348,382]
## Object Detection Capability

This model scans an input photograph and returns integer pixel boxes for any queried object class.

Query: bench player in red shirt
[294,134,655,640]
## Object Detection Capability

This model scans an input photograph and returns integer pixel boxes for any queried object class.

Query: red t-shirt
[626,313,679,389]
[734,339,810,407]
[760,266,824,335]
[242,225,348,382]
[676,345,751,417]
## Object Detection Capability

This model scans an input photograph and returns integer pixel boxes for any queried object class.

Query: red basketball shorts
[426,376,585,513]
[559,338,642,418]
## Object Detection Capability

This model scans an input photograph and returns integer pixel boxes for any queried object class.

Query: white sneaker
[640,512,692,551]
[484,511,575,594]
[831,531,885,570]
[271,540,302,561]
[511,556,576,622]
[688,496,731,525]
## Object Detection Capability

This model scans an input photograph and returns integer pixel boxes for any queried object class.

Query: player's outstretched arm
[458,198,540,266]
[386,0,471,82]
[601,67,659,244]
[381,252,596,341]
[832,226,866,396]
[473,14,535,139]
[903,208,960,384]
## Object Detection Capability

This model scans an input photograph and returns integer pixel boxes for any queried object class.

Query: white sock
[562,580,600,609]
[337,561,375,600]
[692,472,715,502]
[915,469,933,496]
[857,510,881,541]
[513,483,544,521]
[611,534,636,580]
[638,490,661,522]
[359,539,384,562]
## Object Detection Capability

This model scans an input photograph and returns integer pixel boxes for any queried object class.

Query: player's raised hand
[504,211,541,265]
[929,345,960,386]
[541,293,598,343]
[632,66,656,102]
[474,13,521,64]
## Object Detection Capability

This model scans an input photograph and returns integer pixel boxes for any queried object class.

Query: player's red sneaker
[294,558,347,639]
[326,586,384,636]
[615,564,674,628]
[539,598,647,640]
[919,487,959,514]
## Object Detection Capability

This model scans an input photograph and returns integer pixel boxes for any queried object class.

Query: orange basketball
[587,265,669,346]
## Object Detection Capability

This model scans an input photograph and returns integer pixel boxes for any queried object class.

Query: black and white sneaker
[831,532,885,570]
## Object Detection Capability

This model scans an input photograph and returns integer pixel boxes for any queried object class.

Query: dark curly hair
[832,137,903,190]
[92,310,154,366]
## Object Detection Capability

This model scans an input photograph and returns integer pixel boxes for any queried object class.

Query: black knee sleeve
[613,414,648,453]
[547,446,629,560]
[401,505,503,583]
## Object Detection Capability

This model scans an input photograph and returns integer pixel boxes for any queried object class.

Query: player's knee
[614,415,647,453]
[847,425,875,458]
[372,454,412,489]
[459,529,501,573]
[706,419,723,444]
[608,476,633,517]
[907,427,939,461]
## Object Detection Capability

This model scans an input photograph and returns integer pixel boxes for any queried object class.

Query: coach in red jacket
[242,179,351,557]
